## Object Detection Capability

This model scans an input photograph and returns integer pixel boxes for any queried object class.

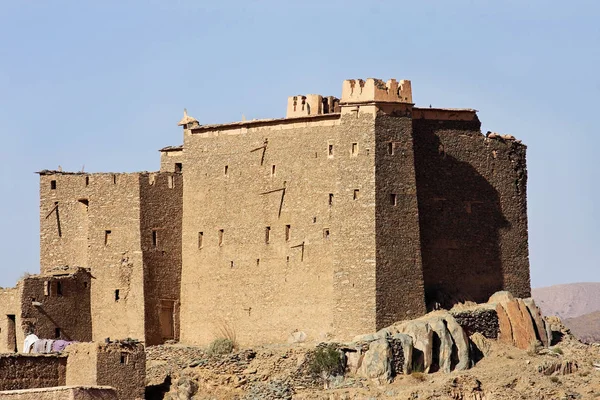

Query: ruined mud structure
[0,78,530,352]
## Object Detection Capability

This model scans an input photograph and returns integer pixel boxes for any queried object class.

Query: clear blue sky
[0,1,598,288]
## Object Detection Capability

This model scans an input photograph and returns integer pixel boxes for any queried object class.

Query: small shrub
[411,372,427,382]
[207,338,234,356]
[551,347,563,355]
[550,376,560,383]
[527,340,543,356]
[308,346,344,377]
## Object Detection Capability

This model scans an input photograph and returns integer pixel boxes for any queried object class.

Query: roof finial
[177,108,199,127]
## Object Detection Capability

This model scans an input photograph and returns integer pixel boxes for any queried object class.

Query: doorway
[159,300,175,341]
[7,315,17,352]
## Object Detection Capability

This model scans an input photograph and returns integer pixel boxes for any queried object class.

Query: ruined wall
[412,112,530,309]
[0,354,66,391]
[95,343,145,400]
[180,113,386,345]
[0,286,21,353]
[374,109,427,328]
[20,270,91,342]
[140,172,183,345]
[66,342,145,400]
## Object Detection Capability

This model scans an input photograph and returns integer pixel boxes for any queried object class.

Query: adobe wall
[374,111,427,328]
[0,286,21,353]
[0,354,66,391]
[67,342,145,400]
[180,113,385,344]
[140,172,183,345]
[412,114,530,309]
[39,173,146,342]
[0,386,117,400]
[159,147,184,172]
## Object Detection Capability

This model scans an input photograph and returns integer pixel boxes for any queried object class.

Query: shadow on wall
[413,120,510,310]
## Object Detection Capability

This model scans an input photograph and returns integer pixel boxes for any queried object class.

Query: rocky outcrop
[538,359,579,376]
[356,338,392,384]
[494,297,549,350]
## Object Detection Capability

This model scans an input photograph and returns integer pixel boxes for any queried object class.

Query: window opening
[198,232,203,249]
[113,175,117,184]
[352,143,358,155]
[230,261,234,268]
[85,176,89,186]
[224,165,229,176]
[323,228,330,239]
[50,180,56,190]
[218,229,224,246]
[328,144,334,157]
[55,328,60,339]
[285,225,291,241]
[115,289,120,302]
[271,165,276,176]
[328,193,334,206]
[353,189,359,200]
[104,230,112,246]
[265,226,271,244]
[56,282,63,296]
[152,230,158,248]
[174,163,182,173]
[390,193,397,206]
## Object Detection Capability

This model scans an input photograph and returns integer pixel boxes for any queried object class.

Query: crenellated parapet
[341,78,412,104]
[286,94,340,118]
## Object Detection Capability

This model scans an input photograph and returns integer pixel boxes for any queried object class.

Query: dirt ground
[146,330,600,400]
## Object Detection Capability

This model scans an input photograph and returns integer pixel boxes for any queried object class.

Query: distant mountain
[564,311,600,344]
[532,282,600,320]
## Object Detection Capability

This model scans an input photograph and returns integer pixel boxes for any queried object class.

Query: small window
[353,189,359,200]
[388,142,394,155]
[323,228,330,239]
[390,193,397,206]
[120,353,127,364]
[174,163,182,173]
[328,193,334,206]
[113,175,117,184]
[85,176,89,186]
[168,176,174,189]
[218,229,224,246]
[56,282,63,296]
[115,289,120,302]
[265,226,271,244]
[285,225,291,242]
[104,230,112,246]
[78,199,89,210]
[328,144,334,157]
[84,282,88,288]
[271,165,276,177]
[44,281,50,296]
[256,258,260,266]
[198,232,203,249]
[55,328,60,339]
[313,216,317,223]
[352,143,358,156]
[50,180,56,190]
[152,230,158,248]
[230,261,234,268]
[224,165,229,176]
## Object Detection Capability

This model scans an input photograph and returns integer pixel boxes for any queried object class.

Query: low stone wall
[0,354,67,391]
[0,386,116,400]
[450,305,499,339]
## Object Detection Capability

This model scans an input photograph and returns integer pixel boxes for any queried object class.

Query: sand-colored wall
[0,386,117,400]
[0,286,21,353]
[0,354,66,391]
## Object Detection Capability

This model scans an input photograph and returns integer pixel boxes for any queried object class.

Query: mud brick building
[0,77,530,347]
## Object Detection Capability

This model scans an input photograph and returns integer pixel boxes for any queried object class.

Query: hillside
[532,282,600,319]
[565,311,600,344]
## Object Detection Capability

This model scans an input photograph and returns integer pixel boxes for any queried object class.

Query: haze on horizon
[0,0,598,289]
